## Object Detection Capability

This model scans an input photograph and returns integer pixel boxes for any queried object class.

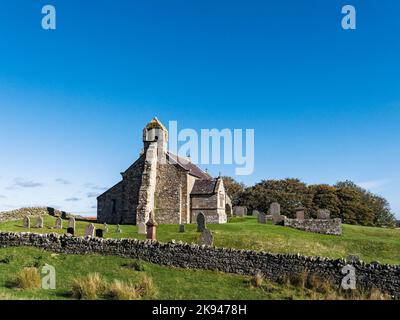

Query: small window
[111,199,117,214]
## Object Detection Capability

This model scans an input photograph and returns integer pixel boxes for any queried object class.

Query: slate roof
[191,179,218,195]
[167,152,212,180]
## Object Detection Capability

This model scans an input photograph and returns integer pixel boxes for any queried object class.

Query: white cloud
[356,179,389,191]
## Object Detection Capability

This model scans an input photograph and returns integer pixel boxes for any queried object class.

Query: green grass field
[0,246,332,300]
[1,215,399,265]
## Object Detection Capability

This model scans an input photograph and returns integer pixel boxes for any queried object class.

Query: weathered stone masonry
[0,231,399,297]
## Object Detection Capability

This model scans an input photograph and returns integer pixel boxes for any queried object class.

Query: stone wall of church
[97,182,124,224]
[122,155,145,224]
[154,163,186,224]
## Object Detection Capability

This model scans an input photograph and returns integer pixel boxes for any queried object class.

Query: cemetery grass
[0,215,399,265]
[0,246,333,300]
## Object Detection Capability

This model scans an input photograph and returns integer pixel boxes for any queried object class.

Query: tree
[240,178,313,218]
[221,176,246,206]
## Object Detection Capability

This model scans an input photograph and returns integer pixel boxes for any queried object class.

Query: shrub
[123,260,146,272]
[71,273,107,300]
[14,267,41,290]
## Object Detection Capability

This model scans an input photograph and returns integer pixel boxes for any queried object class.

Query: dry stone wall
[284,218,342,235]
[0,231,399,297]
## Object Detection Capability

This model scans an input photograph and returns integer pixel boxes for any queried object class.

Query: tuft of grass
[71,273,107,300]
[107,280,138,300]
[13,267,41,290]
[136,274,156,298]
[252,271,264,287]
[70,272,156,300]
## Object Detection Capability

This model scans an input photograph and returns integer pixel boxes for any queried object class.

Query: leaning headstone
[55,217,63,229]
[295,208,305,220]
[23,216,30,228]
[95,229,104,238]
[317,209,330,220]
[66,227,75,235]
[116,224,122,233]
[85,223,95,237]
[233,206,247,217]
[252,210,259,217]
[269,202,281,216]
[196,213,206,232]
[68,217,76,229]
[138,222,146,235]
[199,229,214,246]
[258,212,266,224]
[35,216,44,228]
[179,224,185,233]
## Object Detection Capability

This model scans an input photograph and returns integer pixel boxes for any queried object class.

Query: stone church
[97,117,232,225]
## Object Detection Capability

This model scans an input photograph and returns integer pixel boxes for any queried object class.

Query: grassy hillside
[0,215,399,264]
[0,246,322,300]
[0,247,388,300]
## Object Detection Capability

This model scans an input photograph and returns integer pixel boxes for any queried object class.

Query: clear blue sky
[0,0,399,217]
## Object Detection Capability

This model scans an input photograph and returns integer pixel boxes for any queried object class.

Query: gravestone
[138,222,146,235]
[179,224,185,233]
[233,206,247,217]
[317,209,330,220]
[35,216,44,228]
[116,224,122,233]
[23,216,30,228]
[85,223,95,237]
[269,202,281,216]
[68,217,76,229]
[296,208,305,220]
[66,227,74,235]
[258,212,266,224]
[55,217,63,229]
[196,213,206,232]
[252,210,259,217]
[199,229,214,246]
[103,223,109,233]
[95,229,104,238]
[146,219,157,240]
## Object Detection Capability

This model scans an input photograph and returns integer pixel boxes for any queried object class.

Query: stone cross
[35,216,44,228]
[269,202,281,216]
[317,209,331,220]
[68,217,76,229]
[296,208,305,220]
[199,229,214,246]
[55,217,63,229]
[116,224,122,233]
[103,223,109,233]
[258,212,266,224]
[146,218,157,240]
[23,216,30,228]
[85,223,95,237]
[196,212,206,232]
[179,224,185,233]
[138,222,146,235]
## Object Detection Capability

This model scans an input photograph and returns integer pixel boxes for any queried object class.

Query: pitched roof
[167,152,212,180]
[191,179,218,195]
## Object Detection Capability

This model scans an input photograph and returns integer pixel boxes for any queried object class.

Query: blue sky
[0,0,399,217]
